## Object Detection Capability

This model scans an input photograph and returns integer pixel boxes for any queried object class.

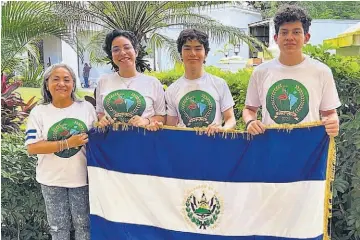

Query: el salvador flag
[87,125,333,240]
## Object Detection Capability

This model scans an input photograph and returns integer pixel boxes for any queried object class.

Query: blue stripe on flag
[87,126,329,183]
[90,215,323,240]
[25,135,36,141]
[25,129,37,135]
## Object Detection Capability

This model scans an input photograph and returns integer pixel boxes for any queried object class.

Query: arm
[164,84,179,127]
[242,105,265,135]
[319,68,341,137]
[205,107,236,135]
[27,133,89,155]
[222,107,236,130]
[27,140,62,155]
[242,105,258,124]
[320,109,339,137]
[166,115,179,126]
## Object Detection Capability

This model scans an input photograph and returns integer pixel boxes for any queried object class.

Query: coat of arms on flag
[183,185,222,230]
[87,123,335,240]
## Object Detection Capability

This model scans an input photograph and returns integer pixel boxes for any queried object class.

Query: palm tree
[53,1,265,72]
[1,2,73,74]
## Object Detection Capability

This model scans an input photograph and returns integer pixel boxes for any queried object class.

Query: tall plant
[54,1,265,72]
[1,1,71,74]
[304,44,360,239]
[1,74,37,133]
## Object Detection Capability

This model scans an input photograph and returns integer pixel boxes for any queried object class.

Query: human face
[274,21,310,55]
[47,67,74,101]
[181,39,207,69]
[111,36,137,70]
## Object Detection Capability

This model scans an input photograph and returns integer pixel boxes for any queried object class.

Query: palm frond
[148,33,181,64]
[1,1,71,72]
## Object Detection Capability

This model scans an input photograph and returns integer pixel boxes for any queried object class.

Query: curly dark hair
[176,29,210,56]
[103,29,139,71]
[274,5,312,35]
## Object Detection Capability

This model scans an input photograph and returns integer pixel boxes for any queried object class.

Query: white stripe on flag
[88,166,325,238]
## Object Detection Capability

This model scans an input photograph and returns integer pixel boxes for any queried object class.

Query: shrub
[304,44,360,239]
[1,132,50,240]
[147,64,253,129]
[1,74,38,133]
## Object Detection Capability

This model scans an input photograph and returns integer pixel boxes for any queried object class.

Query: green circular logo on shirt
[179,90,216,128]
[103,89,146,123]
[47,118,88,158]
[266,79,309,124]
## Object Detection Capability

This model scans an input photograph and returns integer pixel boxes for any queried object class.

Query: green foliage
[54,1,264,71]
[304,44,360,239]
[15,63,44,88]
[147,64,253,129]
[1,2,71,74]
[247,1,360,20]
[1,132,50,240]
[1,75,37,133]
[146,63,184,87]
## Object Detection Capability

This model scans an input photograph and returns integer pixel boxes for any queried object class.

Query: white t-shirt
[165,73,235,128]
[245,56,341,125]
[25,101,97,188]
[96,72,166,122]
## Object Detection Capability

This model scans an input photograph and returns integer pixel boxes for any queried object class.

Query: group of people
[25,5,340,240]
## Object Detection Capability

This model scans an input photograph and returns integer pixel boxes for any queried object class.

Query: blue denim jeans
[83,77,89,88]
[41,184,90,240]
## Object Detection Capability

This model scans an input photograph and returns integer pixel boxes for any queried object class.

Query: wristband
[246,119,255,130]
[146,118,151,125]
[65,139,70,150]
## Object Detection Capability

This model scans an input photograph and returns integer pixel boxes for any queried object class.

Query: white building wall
[156,5,262,71]
[61,40,81,87]
[43,35,62,67]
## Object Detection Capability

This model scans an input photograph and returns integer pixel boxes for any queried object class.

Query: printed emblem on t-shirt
[103,89,146,122]
[47,118,88,158]
[266,79,309,124]
[178,90,216,128]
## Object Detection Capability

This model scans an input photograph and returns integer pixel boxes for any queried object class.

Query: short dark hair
[103,29,139,71]
[176,29,210,56]
[274,5,312,35]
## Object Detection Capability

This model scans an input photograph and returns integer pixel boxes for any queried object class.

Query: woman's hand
[98,115,114,128]
[67,133,89,148]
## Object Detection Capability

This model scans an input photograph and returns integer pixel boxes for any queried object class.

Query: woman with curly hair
[96,30,165,131]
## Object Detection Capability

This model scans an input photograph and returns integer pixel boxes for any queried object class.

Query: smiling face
[274,21,310,55]
[111,36,137,70]
[181,39,207,70]
[47,67,74,101]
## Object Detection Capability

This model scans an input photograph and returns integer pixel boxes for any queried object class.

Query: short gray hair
[40,63,81,104]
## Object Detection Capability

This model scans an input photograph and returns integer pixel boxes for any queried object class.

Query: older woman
[96,30,166,130]
[25,63,97,240]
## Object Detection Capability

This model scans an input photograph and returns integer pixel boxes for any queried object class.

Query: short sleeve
[85,101,98,128]
[220,80,235,112]
[95,77,104,114]
[245,70,261,107]
[165,86,178,117]
[25,107,44,146]
[319,68,341,111]
[153,80,166,116]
